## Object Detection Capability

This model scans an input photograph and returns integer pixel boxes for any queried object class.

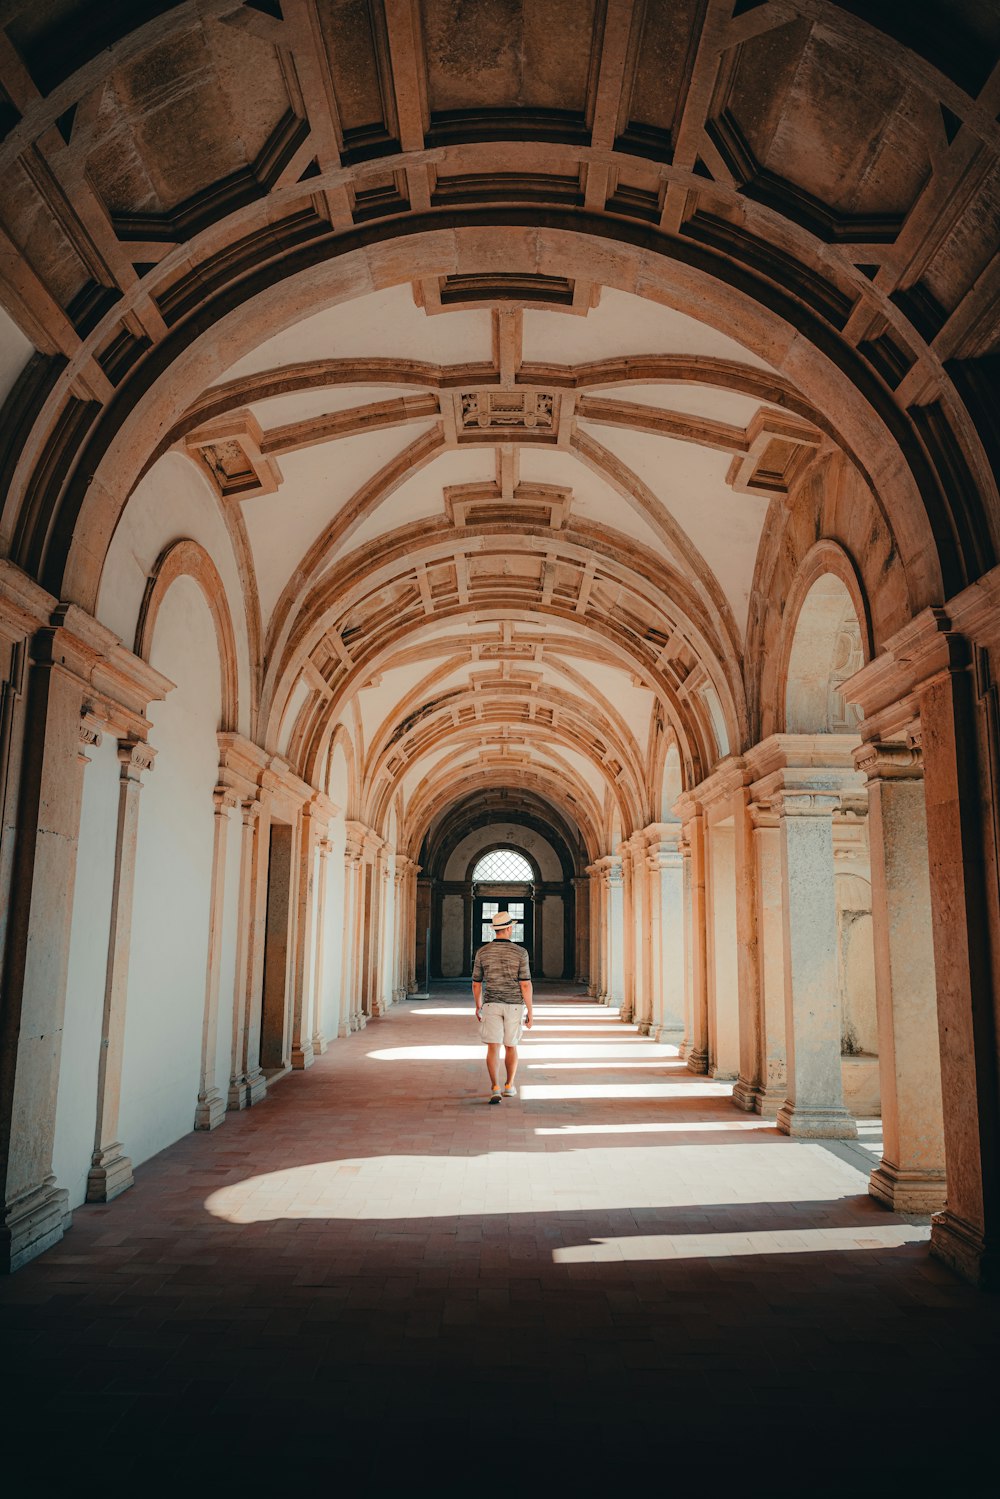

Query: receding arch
[134,539,240,733]
[764,539,873,739]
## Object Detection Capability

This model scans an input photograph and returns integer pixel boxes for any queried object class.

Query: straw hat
[490,911,515,929]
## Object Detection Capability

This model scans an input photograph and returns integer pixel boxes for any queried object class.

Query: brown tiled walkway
[3,986,998,1492]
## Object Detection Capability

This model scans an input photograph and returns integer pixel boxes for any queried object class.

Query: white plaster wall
[52,734,120,1209]
[213,805,242,1100]
[543,895,564,978]
[118,578,222,1170]
[443,823,562,881]
[441,893,463,976]
[95,451,253,738]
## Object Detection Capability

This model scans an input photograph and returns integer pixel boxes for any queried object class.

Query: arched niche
[785,573,866,735]
[661,742,683,821]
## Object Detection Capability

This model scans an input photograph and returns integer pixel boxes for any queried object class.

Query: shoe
[502,1084,517,1098]
[489,1086,502,1105]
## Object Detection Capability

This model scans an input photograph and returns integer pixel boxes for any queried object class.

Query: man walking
[472,911,533,1103]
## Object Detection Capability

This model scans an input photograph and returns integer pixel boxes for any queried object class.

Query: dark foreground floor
[3,985,998,1494]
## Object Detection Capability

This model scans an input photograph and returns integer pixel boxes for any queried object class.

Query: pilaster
[194,782,238,1132]
[89,735,157,1193]
[676,797,708,1074]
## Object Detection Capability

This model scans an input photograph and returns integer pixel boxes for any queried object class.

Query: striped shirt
[472,938,531,1004]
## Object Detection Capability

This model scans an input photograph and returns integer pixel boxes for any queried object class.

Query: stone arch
[134,538,240,733]
[44,221,966,623]
[763,537,873,739]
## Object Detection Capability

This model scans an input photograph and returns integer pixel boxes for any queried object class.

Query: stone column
[290,804,319,1068]
[462,889,474,977]
[678,831,694,1058]
[920,667,996,1280]
[748,800,787,1116]
[586,868,600,996]
[194,783,237,1132]
[87,736,157,1193]
[646,825,684,1047]
[854,739,945,1210]
[341,828,365,1032]
[732,786,763,1112]
[393,860,407,1000]
[607,856,625,1009]
[631,837,654,1034]
[531,886,546,979]
[229,798,266,1108]
[618,852,635,1022]
[311,836,333,1056]
[683,809,709,1073]
[776,788,856,1139]
[572,876,589,985]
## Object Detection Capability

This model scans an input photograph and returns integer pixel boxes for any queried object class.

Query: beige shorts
[479,1002,525,1045]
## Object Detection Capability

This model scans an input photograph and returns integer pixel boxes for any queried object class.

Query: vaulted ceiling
[0,0,997,855]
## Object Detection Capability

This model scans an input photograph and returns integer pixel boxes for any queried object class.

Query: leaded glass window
[473,848,533,882]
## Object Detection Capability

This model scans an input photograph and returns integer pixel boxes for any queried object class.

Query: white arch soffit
[60,225,942,622]
[252,419,740,671]
[357,653,649,794]
[284,623,716,799]
[263,533,745,755]
[282,610,727,796]
[363,702,648,829]
[403,762,604,864]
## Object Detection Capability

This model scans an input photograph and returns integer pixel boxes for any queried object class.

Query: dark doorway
[260,821,293,1073]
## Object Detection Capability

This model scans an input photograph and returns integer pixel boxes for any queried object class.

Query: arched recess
[661,742,684,822]
[134,539,240,734]
[764,540,873,738]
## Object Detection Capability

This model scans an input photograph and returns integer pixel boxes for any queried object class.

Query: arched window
[473,848,534,882]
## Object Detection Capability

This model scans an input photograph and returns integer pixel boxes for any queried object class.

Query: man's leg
[504,1045,518,1086]
[486,1043,501,1087]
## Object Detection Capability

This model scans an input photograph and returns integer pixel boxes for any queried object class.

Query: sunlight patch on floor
[534,1120,774,1135]
[366,1043,683,1062]
[519,1081,735,1100]
[552,1223,930,1263]
[203,1140,873,1223]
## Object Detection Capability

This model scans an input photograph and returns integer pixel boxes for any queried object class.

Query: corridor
[2,987,997,1492]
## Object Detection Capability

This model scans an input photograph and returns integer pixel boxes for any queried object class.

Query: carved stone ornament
[853,740,923,782]
[459,390,555,433]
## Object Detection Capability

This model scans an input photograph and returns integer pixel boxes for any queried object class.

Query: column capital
[212,783,240,813]
[773,788,841,818]
[117,735,155,780]
[854,739,923,783]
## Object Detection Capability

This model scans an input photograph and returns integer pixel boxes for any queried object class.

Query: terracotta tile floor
[4,985,999,1493]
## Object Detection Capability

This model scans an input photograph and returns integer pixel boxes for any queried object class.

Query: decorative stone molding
[183,410,283,499]
[854,740,923,782]
[457,389,555,435]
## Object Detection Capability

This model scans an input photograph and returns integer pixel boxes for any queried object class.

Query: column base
[86,1144,134,1203]
[311,1032,327,1056]
[868,1161,946,1214]
[586,984,597,998]
[338,1021,352,1037]
[290,1042,315,1070]
[620,1004,634,1023]
[2,1179,71,1273]
[731,1075,758,1112]
[753,1084,786,1120]
[686,1047,709,1076]
[245,1066,267,1106]
[350,1013,367,1031]
[930,1211,998,1288]
[227,1077,247,1111]
[194,1088,227,1130]
[637,1019,652,1036]
[776,1102,857,1139]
